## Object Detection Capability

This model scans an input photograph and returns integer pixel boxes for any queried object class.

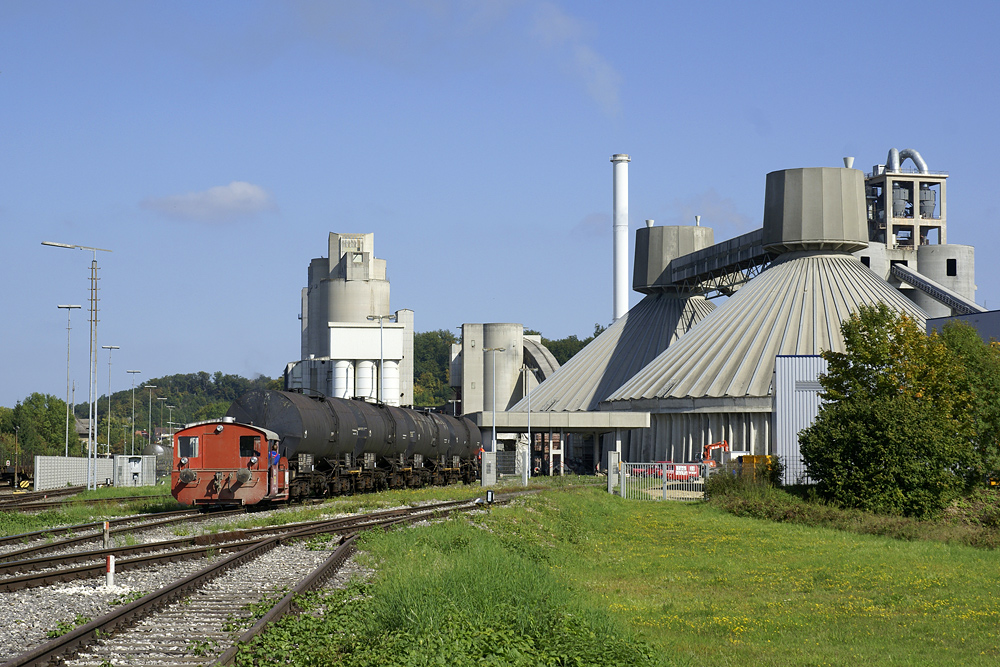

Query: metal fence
[496,451,517,475]
[618,462,707,501]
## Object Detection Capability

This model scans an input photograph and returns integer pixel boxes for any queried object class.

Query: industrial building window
[860,256,870,267]
[947,258,957,276]
[240,435,261,458]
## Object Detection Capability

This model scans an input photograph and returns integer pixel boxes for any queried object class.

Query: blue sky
[2,0,998,408]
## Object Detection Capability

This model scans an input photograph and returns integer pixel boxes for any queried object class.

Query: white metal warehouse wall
[773,355,827,485]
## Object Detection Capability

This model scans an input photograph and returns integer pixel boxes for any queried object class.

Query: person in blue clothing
[268,442,280,497]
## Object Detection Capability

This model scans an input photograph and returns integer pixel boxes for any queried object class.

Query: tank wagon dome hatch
[600,166,928,462]
[176,418,280,443]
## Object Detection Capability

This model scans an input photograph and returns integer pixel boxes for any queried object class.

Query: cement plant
[280,148,995,485]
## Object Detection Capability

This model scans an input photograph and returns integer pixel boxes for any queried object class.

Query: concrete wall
[456,323,525,414]
[913,244,976,318]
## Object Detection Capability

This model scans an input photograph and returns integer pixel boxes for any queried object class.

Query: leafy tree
[193,401,232,422]
[800,304,978,518]
[938,323,1000,478]
[72,372,281,452]
[0,393,72,458]
[413,330,457,407]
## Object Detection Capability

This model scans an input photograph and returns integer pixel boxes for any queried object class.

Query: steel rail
[0,508,203,549]
[0,509,241,561]
[0,486,86,507]
[0,494,182,513]
[210,536,359,666]
[1,499,482,667]
[0,499,479,592]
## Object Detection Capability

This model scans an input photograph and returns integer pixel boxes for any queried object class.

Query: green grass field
[548,489,1000,665]
[239,485,1000,666]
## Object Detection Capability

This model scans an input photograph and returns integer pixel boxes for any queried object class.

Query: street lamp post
[157,397,167,444]
[127,370,140,455]
[367,314,397,404]
[42,241,112,490]
[144,386,157,449]
[522,364,538,479]
[57,304,81,458]
[484,347,505,453]
[13,425,19,490]
[102,345,120,454]
[166,405,176,447]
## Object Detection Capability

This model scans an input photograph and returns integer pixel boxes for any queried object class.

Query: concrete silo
[286,233,414,406]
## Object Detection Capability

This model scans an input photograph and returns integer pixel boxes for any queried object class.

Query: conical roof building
[510,292,714,413]
[510,224,717,414]
[602,167,928,462]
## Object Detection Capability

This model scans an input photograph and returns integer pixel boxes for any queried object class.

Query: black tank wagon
[172,390,481,506]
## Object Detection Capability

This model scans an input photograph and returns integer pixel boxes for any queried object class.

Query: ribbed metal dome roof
[607,252,927,402]
[509,293,714,412]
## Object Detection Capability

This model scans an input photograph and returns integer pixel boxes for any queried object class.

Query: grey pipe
[886,148,929,174]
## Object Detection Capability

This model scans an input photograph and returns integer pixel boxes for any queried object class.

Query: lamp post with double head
[127,370,140,455]
[166,405,176,446]
[367,314,397,404]
[484,347,505,453]
[157,397,167,444]
[57,304,81,457]
[43,242,112,489]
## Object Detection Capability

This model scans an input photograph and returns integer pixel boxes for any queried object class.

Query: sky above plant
[2,0,998,408]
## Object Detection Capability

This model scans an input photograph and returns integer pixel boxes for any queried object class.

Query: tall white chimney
[611,153,631,322]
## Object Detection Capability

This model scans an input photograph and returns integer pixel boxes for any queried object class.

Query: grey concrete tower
[289,232,414,406]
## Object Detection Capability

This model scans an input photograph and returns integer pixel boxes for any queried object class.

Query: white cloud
[142,181,277,223]
[188,1,622,117]
[531,2,622,116]
[571,212,611,237]
[669,189,755,230]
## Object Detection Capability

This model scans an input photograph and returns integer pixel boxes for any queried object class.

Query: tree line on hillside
[0,372,280,460]
[2,326,606,458]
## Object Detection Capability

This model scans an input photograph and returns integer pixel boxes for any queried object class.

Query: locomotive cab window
[240,435,261,457]
[178,436,199,458]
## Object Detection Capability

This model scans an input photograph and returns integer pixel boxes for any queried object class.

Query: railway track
[0,486,86,510]
[0,497,492,666]
[0,508,213,552]
[0,494,176,514]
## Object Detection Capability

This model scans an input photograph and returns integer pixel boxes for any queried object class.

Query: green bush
[799,304,988,518]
